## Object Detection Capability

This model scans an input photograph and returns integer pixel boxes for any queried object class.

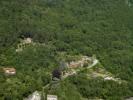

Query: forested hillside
[0,0,133,100]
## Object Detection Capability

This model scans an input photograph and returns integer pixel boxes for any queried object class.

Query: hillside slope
[0,0,133,99]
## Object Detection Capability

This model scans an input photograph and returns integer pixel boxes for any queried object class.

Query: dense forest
[0,0,133,100]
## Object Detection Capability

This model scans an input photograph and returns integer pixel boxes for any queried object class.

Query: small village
[0,38,126,100]
[0,0,132,99]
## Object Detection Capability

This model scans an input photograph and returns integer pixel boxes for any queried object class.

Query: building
[47,95,58,100]
[3,68,16,75]
[24,91,41,100]
[69,56,92,68]
[23,38,32,44]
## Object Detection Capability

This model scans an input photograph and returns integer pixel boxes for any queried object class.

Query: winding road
[24,58,99,100]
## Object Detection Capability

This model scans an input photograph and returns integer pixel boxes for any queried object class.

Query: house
[23,38,32,44]
[47,95,58,100]
[3,68,16,75]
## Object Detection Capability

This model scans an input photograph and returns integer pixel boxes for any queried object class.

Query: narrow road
[87,59,99,69]
[24,58,99,100]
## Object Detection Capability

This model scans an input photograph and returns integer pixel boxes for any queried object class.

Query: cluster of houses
[52,56,94,80]
[59,56,93,70]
